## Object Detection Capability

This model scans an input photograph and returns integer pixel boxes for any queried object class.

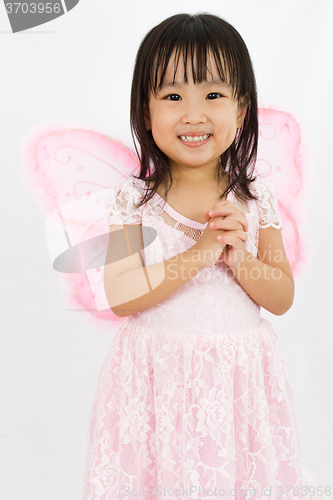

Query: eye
[206,93,223,100]
[165,94,182,101]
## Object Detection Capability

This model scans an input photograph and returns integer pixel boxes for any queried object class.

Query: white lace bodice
[103,176,282,334]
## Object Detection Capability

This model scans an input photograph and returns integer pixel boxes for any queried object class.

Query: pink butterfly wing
[256,108,305,271]
[22,126,140,323]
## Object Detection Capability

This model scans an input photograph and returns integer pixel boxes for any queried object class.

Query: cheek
[151,114,174,140]
[150,121,172,153]
[227,122,238,141]
[216,114,238,141]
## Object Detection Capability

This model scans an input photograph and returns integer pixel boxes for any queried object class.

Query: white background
[1,0,332,498]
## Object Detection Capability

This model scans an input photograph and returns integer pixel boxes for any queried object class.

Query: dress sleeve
[103,179,143,226]
[254,178,282,229]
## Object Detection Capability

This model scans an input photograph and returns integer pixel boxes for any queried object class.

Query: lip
[178,133,212,147]
[179,132,211,136]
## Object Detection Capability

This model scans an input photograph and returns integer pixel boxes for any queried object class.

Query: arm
[204,178,294,316]
[104,224,206,317]
[225,226,294,315]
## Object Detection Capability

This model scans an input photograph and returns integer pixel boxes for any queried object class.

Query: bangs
[148,18,247,101]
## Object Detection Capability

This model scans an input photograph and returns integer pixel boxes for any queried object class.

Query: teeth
[180,134,210,142]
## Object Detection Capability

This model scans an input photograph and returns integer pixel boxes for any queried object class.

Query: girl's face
[144,52,248,179]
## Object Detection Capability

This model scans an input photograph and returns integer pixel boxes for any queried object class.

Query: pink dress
[82,177,328,500]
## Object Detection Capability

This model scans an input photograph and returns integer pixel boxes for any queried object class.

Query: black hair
[130,12,258,208]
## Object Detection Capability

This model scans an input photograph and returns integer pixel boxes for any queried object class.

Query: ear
[236,95,250,129]
[143,102,151,130]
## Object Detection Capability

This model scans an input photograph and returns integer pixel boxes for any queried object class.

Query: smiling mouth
[179,134,211,143]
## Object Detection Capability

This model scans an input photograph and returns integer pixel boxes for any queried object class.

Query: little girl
[82,13,328,500]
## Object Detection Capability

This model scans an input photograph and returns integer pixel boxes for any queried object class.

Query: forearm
[228,250,294,315]
[104,246,205,317]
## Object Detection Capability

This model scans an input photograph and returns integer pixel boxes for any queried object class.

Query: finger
[216,230,248,244]
[209,204,248,225]
[210,212,248,232]
[223,212,248,232]
[209,200,242,216]
[202,209,212,223]
[210,219,244,231]
[209,206,246,220]
[202,209,223,222]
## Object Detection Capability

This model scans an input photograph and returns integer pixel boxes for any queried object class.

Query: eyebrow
[159,79,230,90]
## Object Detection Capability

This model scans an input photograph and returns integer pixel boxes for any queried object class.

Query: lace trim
[253,177,283,229]
[103,179,143,226]
[148,206,204,242]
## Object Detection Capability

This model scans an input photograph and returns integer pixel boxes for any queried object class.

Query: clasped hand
[202,200,248,267]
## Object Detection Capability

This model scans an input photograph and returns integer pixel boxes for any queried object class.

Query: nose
[180,99,207,125]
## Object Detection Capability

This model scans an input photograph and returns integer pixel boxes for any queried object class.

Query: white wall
[1,0,332,498]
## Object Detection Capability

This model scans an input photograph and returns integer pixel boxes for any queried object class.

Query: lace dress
[82,177,328,500]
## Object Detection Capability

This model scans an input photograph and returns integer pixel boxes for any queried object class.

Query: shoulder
[104,176,146,209]
[103,176,146,226]
[250,176,279,209]
[106,176,145,198]
[249,177,282,229]
[250,176,277,198]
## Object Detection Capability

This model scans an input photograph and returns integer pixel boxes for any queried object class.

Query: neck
[170,168,228,190]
